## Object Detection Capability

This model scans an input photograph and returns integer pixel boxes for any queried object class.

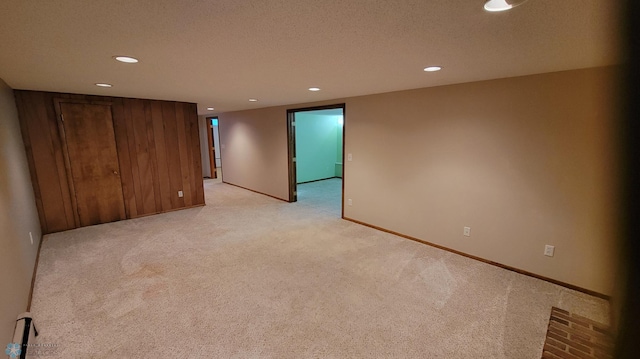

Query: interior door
[207,118,217,179]
[57,100,126,227]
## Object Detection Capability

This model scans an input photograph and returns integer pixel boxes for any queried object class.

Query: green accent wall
[336,119,343,178]
[295,111,343,183]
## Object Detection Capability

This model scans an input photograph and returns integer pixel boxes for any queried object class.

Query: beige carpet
[30,179,610,358]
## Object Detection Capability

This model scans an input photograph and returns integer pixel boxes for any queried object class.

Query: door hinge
[292,121,295,126]
[292,157,296,162]
[60,114,64,122]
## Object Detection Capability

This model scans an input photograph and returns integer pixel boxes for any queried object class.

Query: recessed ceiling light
[484,0,527,12]
[308,87,321,92]
[248,98,258,102]
[207,107,215,111]
[95,83,113,87]
[114,56,139,63]
[423,66,442,72]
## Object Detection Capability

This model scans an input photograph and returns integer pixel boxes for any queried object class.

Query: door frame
[286,103,346,217]
[205,116,218,179]
[53,98,125,227]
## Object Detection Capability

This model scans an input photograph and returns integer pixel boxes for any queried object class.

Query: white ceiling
[0,0,622,115]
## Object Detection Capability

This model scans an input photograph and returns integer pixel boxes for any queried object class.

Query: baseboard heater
[6,313,37,359]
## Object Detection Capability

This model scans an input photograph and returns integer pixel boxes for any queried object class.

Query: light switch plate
[178,190,184,198]
[463,227,471,237]
[347,153,353,161]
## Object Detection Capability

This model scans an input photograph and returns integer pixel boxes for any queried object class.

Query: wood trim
[217,118,224,183]
[286,111,296,202]
[341,105,346,219]
[26,233,44,312]
[126,203,205,218]
[222,181,289,202]
[286,103,347,113]
[342,216,611,300]
[297,176,340,185]
[206,117,216,179]
[286,103,346,204]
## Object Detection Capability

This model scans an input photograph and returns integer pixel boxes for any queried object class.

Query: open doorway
[206,117,222,180]
[287,104,345,217]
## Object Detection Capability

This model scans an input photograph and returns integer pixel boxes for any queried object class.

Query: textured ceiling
[0,0,622,115]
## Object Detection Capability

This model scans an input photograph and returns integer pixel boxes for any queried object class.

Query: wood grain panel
[122,99,142,217]
[183,104,196,207]
[130,99,156,214]
[150,101,172,212]
[15,93,48,233]
[189,104,205,204]
[175,103,192,206]
[45,95,76,227]
[15,92,73,232]
[111,98,136,219]
[144,100,162,213]
[162,101,185,208]
[57,101,126,226]
[14,90,204,233]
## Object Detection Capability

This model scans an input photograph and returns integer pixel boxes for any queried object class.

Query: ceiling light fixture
[95,83,113,87]
[113,56,139,63]
[423,66,442,72]
[308,87,321,92]
[483,0,528,12]
[248,98,258,102]
[207,107,215,111]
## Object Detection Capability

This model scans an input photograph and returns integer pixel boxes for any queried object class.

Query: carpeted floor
[29,179,610,358]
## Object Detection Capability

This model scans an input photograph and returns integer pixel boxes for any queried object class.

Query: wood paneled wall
[14,90,204,234]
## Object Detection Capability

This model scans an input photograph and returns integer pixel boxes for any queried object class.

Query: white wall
[218,107,290,200]
[218,67,619,295]
[343,67,619,296]
[0,78,42,342]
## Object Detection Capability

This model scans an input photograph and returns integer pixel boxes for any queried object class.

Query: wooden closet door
[58,101,126,227]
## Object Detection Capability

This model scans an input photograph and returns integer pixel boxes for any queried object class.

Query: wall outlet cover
[544,245,555,257]
[463,227,471,237]
[178,190,184,198]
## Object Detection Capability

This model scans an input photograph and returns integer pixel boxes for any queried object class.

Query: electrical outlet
[29,232,33,245]
[463,227,471,237]
[347,199,352,206]
[347,153,353,161]
[544,245,555,257]
[178,190,184,198]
